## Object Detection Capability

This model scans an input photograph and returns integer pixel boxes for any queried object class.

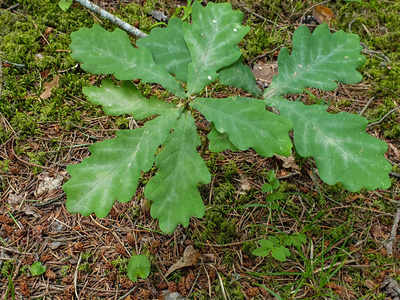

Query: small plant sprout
[30,262,46,276]
[127,255,151,282]
[63,1,391,233]
[252,233,307,262]
[261,170,282,209]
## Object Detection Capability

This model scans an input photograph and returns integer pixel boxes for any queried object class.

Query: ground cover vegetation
[0,0,399,299]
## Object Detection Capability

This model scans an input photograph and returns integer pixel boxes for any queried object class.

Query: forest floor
[1,0,400,299]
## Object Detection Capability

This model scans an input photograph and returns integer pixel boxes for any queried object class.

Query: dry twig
[382,200,400,255]
[74,253,82,299]
[367,106,400,127]
[73,0,147,37]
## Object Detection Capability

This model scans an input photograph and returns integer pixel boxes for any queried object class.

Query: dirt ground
[1,0,400,299]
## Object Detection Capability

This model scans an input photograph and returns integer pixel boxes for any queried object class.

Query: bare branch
[74,0,148,38]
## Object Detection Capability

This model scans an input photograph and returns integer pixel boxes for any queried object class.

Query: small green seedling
[172,0,193,23]
[63,1,391,233]
[127,255,151,282]
[30,262,46,276]
[253,233,307,262]
[2,261,15,299]
[261,170,282,209]
[58,0,73,11]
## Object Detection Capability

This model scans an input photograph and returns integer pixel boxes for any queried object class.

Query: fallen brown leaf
[35,171,64,197]
[252,62,278,84]
[370,223,386,242]
[313,5,334,24]
[40,75,59,99]
[275,154,299,171]
[165,245,199,277]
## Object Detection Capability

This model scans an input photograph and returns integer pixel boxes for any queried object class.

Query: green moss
[78,263,92,274]
[214,276,245,299]
[0,260,15,278]
[114,115,130,129]
[223,161,238,180]
[214,182,235,204]
[382,122,400,139]
[60,265,70,277]
[338,99,352,107]
[237,191,255,206]
[10,112,40,136]
[242,241,257,256]
[121,3,155,34]
[199,207,238,244]
[217,220,238,244]
[111,257,129,275]
[0,159,11,172]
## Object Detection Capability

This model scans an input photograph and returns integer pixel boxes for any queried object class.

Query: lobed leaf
[265,23,366,97]
[70,24,186,98]
[183,1,249,95]
[191,97,293,157]
[63,108,181,218]
[136,18,191,82]
[207,123,238,152]
[219,58,262,97]
[268,98,391,191]
[145,111,211,233]
[83,80,176,118]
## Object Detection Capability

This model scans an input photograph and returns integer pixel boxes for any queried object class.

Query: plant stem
[74,0,148,37]
[200,135,209,157]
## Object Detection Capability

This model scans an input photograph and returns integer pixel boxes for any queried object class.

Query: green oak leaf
[219,58,262,97]
[265,23,365,98]
[208,123,238,152]
[70,24,186,98]
[183,1,249,95]
[268,98,391,191]
[191,97,292,157]
[63,108,181,217]
[145,111,211,233]
[137,18,191,82]
[30,262,46,276]
[83,80,175,119]
[58,0,73,11]
[127,255,151,282]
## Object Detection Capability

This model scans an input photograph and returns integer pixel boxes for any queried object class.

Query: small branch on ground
[382,200,400,255]
[380,278,400,299]
[74,0,148,37]
[74,253,82,299]
[367,106,400,127]
[359,97,375,116]
[10,137,66,177]
[2,60,25,67]
[0,3,20,14]
[390,172,400,178]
